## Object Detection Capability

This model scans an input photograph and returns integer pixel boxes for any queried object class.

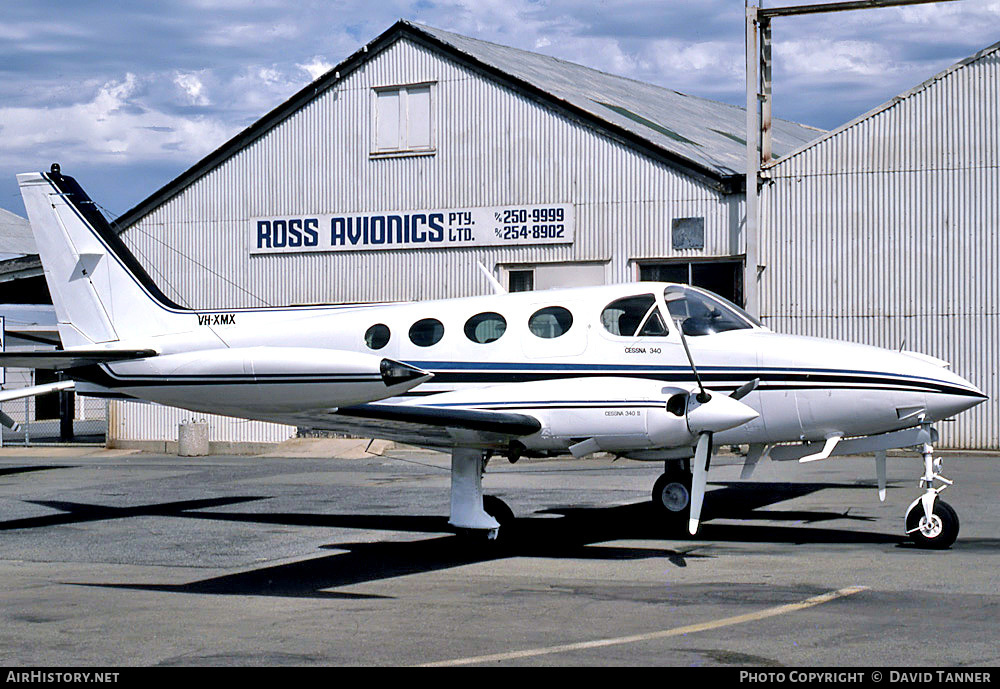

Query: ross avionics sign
[250,203,573,254]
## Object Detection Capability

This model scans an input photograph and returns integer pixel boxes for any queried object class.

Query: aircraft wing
[286,402,542,449]
[0,349,157,370]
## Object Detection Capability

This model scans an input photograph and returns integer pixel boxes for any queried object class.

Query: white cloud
[776,40,895,78]
[200,21,300,48]
[0,73,236,167]
[297,56,333,82]
[174,72,210,106]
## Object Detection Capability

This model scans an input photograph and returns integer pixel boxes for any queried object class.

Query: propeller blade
[730,378,760,401]
[688,431,713,535]
[875,450,887,502]
[0,410,21,432]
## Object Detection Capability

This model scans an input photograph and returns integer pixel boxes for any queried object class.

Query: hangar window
[409,318,444,347]
[364,324,391,350]
[464,312,507,344]
[528,306,573,339]
[372,83,434,156]
[508,269,534,292]
[638,259,744,307]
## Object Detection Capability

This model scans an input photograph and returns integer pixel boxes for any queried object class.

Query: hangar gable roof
[116,20,823,229]
[409,22,822,179]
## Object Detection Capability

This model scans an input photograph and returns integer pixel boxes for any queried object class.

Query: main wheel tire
[652,471,692,532]
[906,498,959,550]
[483,495,515,527]
[483,495,516,544]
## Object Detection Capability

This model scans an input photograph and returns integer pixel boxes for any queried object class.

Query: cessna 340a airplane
[3,166,987,548]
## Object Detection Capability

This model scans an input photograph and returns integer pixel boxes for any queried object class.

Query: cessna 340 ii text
[3,166,987,549]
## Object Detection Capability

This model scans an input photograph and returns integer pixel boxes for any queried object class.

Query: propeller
[665,285,760,534]
[0,410,21,432]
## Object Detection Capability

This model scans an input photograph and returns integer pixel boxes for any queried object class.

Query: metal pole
[745,3,761,318]
[760,18,773,165]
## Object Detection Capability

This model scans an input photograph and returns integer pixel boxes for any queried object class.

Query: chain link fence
[0,393,107,446]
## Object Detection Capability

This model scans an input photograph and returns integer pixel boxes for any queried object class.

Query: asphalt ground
[0,444,998,668]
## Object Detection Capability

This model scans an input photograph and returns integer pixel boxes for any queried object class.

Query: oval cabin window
[528,306,573,339]
[408,318,445,347]
[364,323,391,350]
[464,312,507,344]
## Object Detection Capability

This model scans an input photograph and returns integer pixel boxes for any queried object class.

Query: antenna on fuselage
[476,262,507,295]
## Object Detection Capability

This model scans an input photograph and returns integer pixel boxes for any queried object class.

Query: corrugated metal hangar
[3,21,997,449]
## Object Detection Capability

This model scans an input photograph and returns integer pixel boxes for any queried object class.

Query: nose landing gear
[905,429,959,549]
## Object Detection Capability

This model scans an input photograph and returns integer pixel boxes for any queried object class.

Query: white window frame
[371,82,436,157]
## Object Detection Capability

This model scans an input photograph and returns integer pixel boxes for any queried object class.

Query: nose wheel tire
[652,471,692,532]
[905,498,959,550]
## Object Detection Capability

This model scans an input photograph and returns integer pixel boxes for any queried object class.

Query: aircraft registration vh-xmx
[2,165,987,548]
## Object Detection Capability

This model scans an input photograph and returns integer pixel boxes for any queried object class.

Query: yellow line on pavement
[416,585,868,667]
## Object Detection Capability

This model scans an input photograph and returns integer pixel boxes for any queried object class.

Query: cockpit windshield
[663,285,759,336]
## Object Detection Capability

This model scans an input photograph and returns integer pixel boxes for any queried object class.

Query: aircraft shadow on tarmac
[0,465,75,478]
[12,479,974,599]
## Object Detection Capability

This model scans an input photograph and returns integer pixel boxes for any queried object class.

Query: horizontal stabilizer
[0,349,156,370]
[337,403,542,436]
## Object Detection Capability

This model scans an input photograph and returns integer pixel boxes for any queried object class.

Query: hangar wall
[760,43,999,449]
[120,37,744,309]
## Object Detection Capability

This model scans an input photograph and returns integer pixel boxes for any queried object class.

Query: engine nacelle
[98,346,430,413]
[419,377,759,456]
[419,376,759,456]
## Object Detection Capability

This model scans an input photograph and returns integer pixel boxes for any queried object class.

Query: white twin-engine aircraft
[5,166,987,548]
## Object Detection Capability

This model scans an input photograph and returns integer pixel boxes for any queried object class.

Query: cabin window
[408,318,444,347]
[364,324,391,350]
[528,306,573,339]
[464,312,507,344]
[637,309,668,336]
[601,294,667,337]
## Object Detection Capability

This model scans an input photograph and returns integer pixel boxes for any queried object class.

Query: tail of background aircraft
[17,165,191,348]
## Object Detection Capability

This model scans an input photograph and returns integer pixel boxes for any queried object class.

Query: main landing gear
[449,447,515,543]
[651,459,693,534]
[904,430,959,549]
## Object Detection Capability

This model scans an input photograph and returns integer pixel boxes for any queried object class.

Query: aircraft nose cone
[925,381,988,421]
[687,393,759,434]
[895,351,987,422]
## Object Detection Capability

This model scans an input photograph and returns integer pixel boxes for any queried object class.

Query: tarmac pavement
[0,442,998,667]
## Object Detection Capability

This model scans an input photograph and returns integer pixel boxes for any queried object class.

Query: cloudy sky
[2,0,997,218]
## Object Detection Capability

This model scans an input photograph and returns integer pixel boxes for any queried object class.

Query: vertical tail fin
[17,165,190,348]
